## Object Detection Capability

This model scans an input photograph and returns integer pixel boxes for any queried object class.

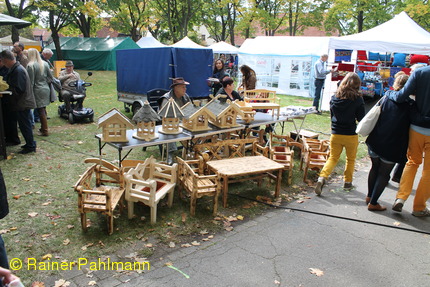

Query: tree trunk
[11,26,20,44]
[357,10,364,32]
[51,29,63,60]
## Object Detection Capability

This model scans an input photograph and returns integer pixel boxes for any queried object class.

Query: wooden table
[206,156,284,207]
[246,102,281,119]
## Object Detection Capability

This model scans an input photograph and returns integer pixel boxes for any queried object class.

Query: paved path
[47,160,430,286]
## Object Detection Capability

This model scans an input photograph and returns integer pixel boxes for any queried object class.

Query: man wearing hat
[160,77,192,165]
[160,77,191,108]
[59,60,80,112]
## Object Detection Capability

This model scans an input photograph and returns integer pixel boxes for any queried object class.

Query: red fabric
[141,181,166,192]
[401,68,411,75]
[410,54,429,65]
[356,61,367,71]
[357,50,368,60]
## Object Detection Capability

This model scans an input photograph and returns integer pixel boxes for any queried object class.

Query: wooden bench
[75,158,125,235]
[243,89,281,118]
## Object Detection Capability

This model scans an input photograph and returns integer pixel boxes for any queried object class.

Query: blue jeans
[313,79,325,110]
[17,110,36,149]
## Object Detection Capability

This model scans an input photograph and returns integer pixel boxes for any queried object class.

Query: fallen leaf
[9,227,17,231]
[63,239,70,245]
[125,252,137,259]
[181,243,191,248]
[296,200,304,204]
[237,215,244,220]
[22,177,31,181]
[13,195,21,200]
[225,226,234,232]
[309,268,324,277]
[207,235,214,239]
[28,212,38,218]
[181,213,187,223]
[169,242,175,248]
[54,279,70,287]
[393,221,401,226]
[145,243,153,248]
[191,241,200,246]
[31,281,45,287]
[42,254,52,260]
[42,202,52,206]
[67,225,74,229]
[274,280,280,285]
[88,280,97,286]
[7,155,13,160]
[199,230,208,235]
[78,141,84,145]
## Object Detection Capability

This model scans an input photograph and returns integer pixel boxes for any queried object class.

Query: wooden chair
[75,158,125,235]
[300,138,330,182]
[176,156,220,216]
[243,89,279,104]
[124,156,177,224]
[269,133,302,185]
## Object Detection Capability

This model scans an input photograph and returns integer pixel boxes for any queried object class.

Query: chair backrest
[147,88,169,112]
[194,138,257,161]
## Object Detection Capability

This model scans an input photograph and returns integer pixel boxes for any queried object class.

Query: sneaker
[412,208,430,217]
[365,197,371,205]
[314,177,326,196]
[392,198,405,212]
[368,203,387,211]
[343,182,353,189]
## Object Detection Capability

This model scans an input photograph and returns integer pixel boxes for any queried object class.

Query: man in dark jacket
[0,50,36,154]
[0,168,9,270]
[388,65,430,217]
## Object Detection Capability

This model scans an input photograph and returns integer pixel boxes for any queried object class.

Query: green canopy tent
[47,37,139,70]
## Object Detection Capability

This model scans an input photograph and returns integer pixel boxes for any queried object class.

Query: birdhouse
[203,95,244,128]
[132,101,161,141]
[158,98,184,134]
[98,108,134,142]
[180,102,216,132]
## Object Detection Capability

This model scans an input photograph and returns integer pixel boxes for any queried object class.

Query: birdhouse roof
[181,102,216,120]
[132,101,161,123]
[204,95,243,118]
[98,108,134,128]
[158,98,184,119]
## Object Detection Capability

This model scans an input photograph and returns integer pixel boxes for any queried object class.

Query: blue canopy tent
[116,46,213,98]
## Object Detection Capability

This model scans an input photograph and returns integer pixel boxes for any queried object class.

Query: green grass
[1,71,368,285]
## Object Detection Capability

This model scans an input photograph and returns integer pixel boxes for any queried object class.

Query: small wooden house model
[132,101,161,141]
[158,98,184,134]
[234,100,256,123]
[203,95,244,128]
[180,102,216,132]
[98,108,134,142]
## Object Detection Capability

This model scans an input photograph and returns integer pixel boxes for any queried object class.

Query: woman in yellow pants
[315,72,365,195]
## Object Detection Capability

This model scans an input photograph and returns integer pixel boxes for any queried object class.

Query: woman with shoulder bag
[365,73,411,211]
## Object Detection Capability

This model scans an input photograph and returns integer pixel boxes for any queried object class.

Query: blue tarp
[116,47,213,98]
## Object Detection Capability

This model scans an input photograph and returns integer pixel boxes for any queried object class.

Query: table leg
[222,175,228,208]
[275,169,282,198]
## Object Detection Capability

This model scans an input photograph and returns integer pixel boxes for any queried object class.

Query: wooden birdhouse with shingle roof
[98,108,134,142]
[204,95,244,128]
[158,97,184,134]
[132,101,161,141]
[180,102,216,132]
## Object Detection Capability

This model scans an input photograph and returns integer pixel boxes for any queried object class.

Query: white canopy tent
[329,11,430,54]
[238,36,331,97]
[136,33,166,48]
[0,35,41,48]
[171,36,207,49]
[209,41,239,54]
